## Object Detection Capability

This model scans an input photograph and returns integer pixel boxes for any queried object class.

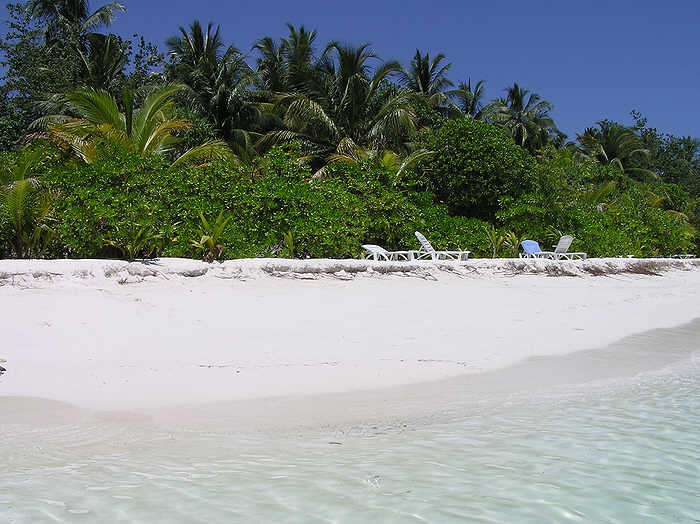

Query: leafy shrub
[33,144,490,259]
[495,149,696,256]
[419,118,537,219]
[5,141,692,261]
[105,222,175,261]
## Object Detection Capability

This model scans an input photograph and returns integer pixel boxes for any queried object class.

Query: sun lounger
[520,240,554,259]
[411,232,470,261]
[552,235,587,260]
[361,244,412,261]
[520,236,586,260]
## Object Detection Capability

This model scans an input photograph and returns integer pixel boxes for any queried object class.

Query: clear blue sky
[110,0,700,140]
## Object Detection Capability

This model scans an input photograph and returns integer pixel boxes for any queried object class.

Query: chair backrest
[362,244,388,255]
[521,240,542,255]
[414,231,435,253]
[554,235,574,254]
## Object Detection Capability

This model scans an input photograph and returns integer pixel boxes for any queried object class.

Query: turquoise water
[1,343,699,522]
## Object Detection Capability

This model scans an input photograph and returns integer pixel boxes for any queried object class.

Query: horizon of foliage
[0,1,698,260]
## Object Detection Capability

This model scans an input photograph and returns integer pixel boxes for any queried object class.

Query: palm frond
[171,140,234,168]
[396,148,436,177]
[81,2,126,31]
[140,119,191,155]
[284,96,338,138]
[63,87,124,130]
[131,84,186,142]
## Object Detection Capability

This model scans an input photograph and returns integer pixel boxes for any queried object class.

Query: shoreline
[1,258,699,417]
[3,319,699,433]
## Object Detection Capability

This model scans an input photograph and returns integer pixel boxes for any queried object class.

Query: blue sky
[108,0,700,140]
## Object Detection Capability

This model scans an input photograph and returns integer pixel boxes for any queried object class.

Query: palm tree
[28,0,125,45]
[32,85,228,165]
[281,24,318,93]
[326,140,435,181]
[252,36,287,93]
[166,20,228,83]
[396,50,455,125]
[253,24,319,94]
[487,82,561,153]
[167,20,261,145]
[577,121,656,180]
[79,32,129,92]
[0,150,58,258]
[261,42,416,172]
[449,78,486,119]
[398,50,453,102]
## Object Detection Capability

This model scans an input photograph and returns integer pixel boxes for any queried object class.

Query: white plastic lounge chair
[552,235,587,260]
[361,244,411,261]
[520,236,586,260]
[410,232,470,261]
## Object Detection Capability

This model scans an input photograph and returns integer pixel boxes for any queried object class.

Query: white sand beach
[1,257,698,414]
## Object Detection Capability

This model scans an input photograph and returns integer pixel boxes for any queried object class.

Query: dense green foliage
[496,149,695,257]
[0,139,692,261]
[21,144,486,259]
[0,2,697,261]
[0,149,58,258]
[419,119,537,219]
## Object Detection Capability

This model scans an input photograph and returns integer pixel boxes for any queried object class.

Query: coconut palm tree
[398,50,453,102]
[202,55,262,148]
[577,121,656,180]
[166,20,228,83]
[253,24,319,94]
[0,149,58,258]
[28,0,125,45]
[167,21,261,146]
[487,82,561,153]
[449,78,486,119]
[261,42,415,172]
[281,24,318,93]
[32,84,229,165]
[252,36,287,93]
[78,32,129,92]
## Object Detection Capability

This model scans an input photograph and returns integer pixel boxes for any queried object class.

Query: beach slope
[1,258,698,410]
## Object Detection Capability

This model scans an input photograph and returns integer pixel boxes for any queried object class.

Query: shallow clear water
[1,358,699,522]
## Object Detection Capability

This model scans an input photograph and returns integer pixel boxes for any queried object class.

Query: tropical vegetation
[0,1,697,261]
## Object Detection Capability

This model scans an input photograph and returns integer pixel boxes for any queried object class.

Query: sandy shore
[1,257,699,413]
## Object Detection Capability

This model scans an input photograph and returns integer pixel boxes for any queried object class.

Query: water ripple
[1,363,699,523]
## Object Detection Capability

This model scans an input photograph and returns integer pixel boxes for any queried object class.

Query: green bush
[3,142,693,261]
[419,118,537,219]
[32,144,488,259]
[495,149,696,256]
